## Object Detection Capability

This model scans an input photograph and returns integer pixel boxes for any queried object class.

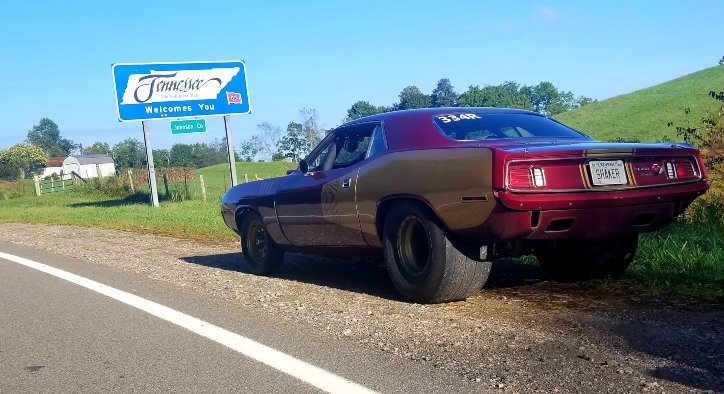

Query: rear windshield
[432,113,586,140]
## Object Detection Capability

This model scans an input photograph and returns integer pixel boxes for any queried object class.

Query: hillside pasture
[555,66,724,143]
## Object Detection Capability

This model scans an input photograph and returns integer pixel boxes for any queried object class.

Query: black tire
[534,235,638,282]
[240,212,284,276]
[383,202,491,303]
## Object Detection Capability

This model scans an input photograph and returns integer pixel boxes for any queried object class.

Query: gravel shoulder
[1,222,722,393]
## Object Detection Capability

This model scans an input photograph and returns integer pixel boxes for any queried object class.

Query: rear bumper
[456,201,688,244]
[454,186,706,244]
[521,201,685,240]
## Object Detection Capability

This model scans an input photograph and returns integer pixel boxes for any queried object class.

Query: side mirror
[299,159,309,174]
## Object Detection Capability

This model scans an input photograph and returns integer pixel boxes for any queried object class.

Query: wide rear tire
[534,235,638,282]
[383,202,491,303]
[240,212,284,276]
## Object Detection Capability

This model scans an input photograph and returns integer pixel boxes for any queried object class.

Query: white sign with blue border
[111,60,250,122]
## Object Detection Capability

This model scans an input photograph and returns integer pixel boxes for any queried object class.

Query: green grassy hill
[555,66,724,142]
[195,161,297,192]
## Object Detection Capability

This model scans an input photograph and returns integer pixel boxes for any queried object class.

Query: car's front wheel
[240,212,284,276]
[534,235,638,282]
[383,202,491,303]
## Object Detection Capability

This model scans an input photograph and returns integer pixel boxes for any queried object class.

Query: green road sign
[171,119,206,134]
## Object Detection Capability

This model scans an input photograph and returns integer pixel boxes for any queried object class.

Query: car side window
[366,124,387,158]
[333,134,371,168]
[306,123,380,171]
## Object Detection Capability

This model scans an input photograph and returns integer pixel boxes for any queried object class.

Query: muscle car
[221,107,711,303]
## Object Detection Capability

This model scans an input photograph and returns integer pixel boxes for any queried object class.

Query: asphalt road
[0,241,473,394]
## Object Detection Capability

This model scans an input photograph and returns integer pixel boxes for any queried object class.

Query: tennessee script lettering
[133,73,222,103]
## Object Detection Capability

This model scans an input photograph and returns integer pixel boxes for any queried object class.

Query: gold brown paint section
[355,148,495,244]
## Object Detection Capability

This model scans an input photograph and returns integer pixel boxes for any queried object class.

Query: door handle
[342,178,352,188]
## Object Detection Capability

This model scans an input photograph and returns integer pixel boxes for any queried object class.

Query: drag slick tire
[383,202,491,304]
[534,235,638,282]
[240,212,284,276]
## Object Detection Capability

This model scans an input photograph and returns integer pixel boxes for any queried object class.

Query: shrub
[668,91,724,180]
[0,181,29,199]
[76,176,133,197]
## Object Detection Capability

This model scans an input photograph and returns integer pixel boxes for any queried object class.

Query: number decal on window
[436,114,481,123]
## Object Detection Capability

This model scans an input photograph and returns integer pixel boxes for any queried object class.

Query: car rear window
[432,113,585,140]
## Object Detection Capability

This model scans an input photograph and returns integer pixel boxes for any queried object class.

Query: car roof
[343,107,540,126]
[340,107,548,151]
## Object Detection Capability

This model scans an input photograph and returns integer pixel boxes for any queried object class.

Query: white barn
[41,157,66,178]
[62,154,116,179]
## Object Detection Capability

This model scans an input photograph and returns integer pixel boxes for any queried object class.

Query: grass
[197,161,298,192]
[629,194,724,303]
[0,162,297,243]
[555,65,724,142]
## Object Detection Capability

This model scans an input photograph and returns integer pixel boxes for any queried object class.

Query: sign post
[142,121,159,207]
[224,115,237,186]
[111,61,251,206]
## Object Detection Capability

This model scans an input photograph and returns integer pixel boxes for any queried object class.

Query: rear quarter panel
[356,147,495,246]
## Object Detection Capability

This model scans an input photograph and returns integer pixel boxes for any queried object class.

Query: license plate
[589,160,627,186]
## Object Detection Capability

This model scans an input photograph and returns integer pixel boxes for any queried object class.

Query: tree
[0,143,47,179]
[458,84,530,109]
[238,122,283,162]
[169,143,194,167]
[397,86,431,110]
[153,149,170,169]
[208,138,232,165]
[84,142,112,155]
[26,118,76,157]
[719,56,724,66]
[276,122,307,162]
[239,139,262,162]
[430,78,458,107]
[668,91,724,178]
[499,81,533,110]
[576,96,597,107]
[346,101,386,121]
[112,138,145,169]
[522,82,580,115]
[299,108,325,153]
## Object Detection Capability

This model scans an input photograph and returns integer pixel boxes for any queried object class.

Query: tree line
[345,78,595,122]
[238,78,595,162]
[0,118,236,179]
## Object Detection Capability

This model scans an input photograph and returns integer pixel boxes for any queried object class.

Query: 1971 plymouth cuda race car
[221,107,711,303]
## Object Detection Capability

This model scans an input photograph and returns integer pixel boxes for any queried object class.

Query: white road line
[0,251,379,394]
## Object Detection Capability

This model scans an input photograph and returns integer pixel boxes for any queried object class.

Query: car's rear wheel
[534,235,638,282]
[383,202,491,303]
[240,212,284,276]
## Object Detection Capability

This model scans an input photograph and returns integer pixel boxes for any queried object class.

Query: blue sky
[1,0,722,151]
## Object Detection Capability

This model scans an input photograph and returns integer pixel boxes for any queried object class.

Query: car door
[275,123,378,247]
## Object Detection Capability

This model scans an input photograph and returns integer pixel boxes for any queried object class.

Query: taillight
[674,160,697,179]
[509,166,545,188]
[509,167,533,188]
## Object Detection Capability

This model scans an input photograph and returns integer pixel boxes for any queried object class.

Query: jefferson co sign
[111,61,250,122]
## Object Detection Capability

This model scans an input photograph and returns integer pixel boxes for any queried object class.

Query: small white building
[41,157,66,178]
[62,154,116,179]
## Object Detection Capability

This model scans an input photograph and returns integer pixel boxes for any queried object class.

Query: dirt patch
[1,222,722,393]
